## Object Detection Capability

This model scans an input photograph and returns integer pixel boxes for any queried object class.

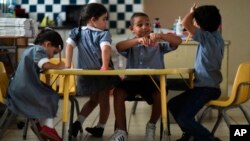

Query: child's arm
[116,37,150,51]
[65,44,74,68]
[42,61,65,70]
[100,45,111,70]
[182,4,197,36]
[159,33,182,48]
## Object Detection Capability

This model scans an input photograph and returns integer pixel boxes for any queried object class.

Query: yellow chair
[0,61,15,139]
[199,61,250,134]
[23,58,82,140]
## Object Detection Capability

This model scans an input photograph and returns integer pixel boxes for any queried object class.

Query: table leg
[62,75,70,139]
[160,75,168,140]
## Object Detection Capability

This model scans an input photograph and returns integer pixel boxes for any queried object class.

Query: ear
[129,25,133,31]
[90,17,96,22]
[42,41,51,48]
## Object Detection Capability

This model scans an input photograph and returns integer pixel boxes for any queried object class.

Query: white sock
[77,115,86,125]
[43,118,54,128]
[96,122,105,128]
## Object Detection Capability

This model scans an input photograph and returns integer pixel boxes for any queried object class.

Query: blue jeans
[168,87,221,141]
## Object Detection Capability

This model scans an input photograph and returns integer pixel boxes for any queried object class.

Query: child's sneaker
[85,126,104,137]
[71,121,82,137]
[40,126,62,141]
[145,122,156,141]
[109,129,128,141]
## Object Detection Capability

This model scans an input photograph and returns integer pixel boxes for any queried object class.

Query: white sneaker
[110,129,128,141]
[145,122,156,141]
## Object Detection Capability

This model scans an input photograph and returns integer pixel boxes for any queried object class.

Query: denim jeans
[168,87,221,141]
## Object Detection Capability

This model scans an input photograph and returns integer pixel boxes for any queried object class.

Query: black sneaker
[176,133,191,141]
[71,121,82,137]
[85,126,104,137]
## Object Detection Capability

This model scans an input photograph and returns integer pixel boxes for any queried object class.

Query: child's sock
[77,115,86,125]
[43,118,54,128]
[96,122,105,128]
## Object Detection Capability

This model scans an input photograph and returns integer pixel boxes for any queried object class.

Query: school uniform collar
[81,25,103,31]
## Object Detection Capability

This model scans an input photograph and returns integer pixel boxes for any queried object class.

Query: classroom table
[44,68,194,140]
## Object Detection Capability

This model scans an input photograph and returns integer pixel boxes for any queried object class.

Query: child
[168,4,224,141]
[65,3,120,138]
[7,28,65,141]
[109,12,182,141]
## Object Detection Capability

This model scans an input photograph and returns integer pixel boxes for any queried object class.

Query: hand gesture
[190,3,197,13]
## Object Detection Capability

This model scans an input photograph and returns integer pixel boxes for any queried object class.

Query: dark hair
[193,5,221,32]
[76,3,108,41]
[130,12,149,26]
[34,27,64,50]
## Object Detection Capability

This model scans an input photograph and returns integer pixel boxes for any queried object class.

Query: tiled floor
[1,87,250,141]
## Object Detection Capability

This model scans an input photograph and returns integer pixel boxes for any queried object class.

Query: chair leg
[239,105,250,124]
[222,110,231,128]
[132,101,138,115]
[198,106,212,123]
[211,110,223,134]
[0,107,10,128]
[29,119,44,141]
[22,118,29,140]
[0,110,16,139]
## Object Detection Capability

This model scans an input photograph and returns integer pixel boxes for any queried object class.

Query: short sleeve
[99,31,112,48]
[66,28,79,47]
[34,46,49,69]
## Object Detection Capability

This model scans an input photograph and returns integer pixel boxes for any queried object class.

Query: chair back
[40,58,76,96]
[0,62,9,104]
[229,62,250,105]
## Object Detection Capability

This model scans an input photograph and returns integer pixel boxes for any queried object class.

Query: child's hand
[100,66,108,71]
[190,3,197,13]
[149,33,162,45]
[58,61,65,69]
[137,36,151,47]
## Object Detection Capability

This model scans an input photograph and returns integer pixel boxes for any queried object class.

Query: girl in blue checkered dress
[65,3,120,138]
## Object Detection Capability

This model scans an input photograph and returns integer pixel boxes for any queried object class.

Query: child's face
[43,41,61,58]
[92,12,108,30]
[130,16,151,37]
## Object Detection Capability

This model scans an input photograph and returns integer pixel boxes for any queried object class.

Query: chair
[0,62,43,140]
[199,61,250,134]
[22,58,82,140]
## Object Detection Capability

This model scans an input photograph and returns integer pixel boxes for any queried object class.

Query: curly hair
[193,5,221,32]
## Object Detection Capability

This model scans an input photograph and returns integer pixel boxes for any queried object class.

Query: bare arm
[65,44,74,68]
[42,61,65,70]
[101,45,111,70]
[116,38,140,52]
[160,33,182,48]
[182,4,197,36]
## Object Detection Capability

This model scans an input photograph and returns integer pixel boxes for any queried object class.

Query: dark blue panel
[22,0,28,4]
[109,21,117,28]
[126,5,132,12]
[61,5,66,12]
[46,5,52,12]
[126,21,130,28]
[101,0,109,4]
[37,13,45,22]
[117,13,124,20]
[69,0,76,4]
[109,5,117,12]
[118,0,125,4]
[29,5,37,12]
[38,0,45,4]
[134,0,141,4]
[54,0,61,4]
